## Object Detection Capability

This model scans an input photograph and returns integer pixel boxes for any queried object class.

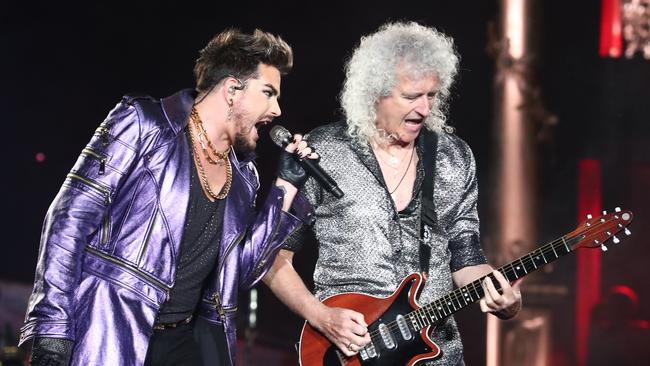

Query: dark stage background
[2,1,649,365]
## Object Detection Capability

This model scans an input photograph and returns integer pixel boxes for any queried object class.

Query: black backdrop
[3,1,649,364]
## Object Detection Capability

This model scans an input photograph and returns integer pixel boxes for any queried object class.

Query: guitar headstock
[569,207,633,251]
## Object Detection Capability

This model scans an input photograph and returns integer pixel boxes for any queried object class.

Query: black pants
[144,320,230,366]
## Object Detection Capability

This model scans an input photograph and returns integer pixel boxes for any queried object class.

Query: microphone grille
[269,125,292,147]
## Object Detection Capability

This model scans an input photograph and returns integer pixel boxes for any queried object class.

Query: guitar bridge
[360,341,378,360]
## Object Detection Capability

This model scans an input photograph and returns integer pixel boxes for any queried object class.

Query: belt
[152,315,193,330]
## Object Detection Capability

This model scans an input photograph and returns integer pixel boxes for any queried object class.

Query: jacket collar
[161,89,195,135]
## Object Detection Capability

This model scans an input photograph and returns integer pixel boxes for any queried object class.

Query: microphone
[270,125,344,198]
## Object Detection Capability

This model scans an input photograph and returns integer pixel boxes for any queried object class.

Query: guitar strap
[419,129,438,275]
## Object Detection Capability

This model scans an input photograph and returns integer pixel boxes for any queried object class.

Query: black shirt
[157,130,226,323]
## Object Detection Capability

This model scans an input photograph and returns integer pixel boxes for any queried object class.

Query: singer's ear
[222,77,244,101]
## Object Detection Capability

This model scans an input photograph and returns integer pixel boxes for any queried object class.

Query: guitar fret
[519,258,528,274]
[462,287,473,303]
[459,289,469,305]
[426,305,436,322]
[560,237,570,253]
[438,301,449,316]
[540,248,548,263]
[415,311,424,329]
[551,243,558,258]
[509,263,518,280]
[447,295,457,312]
[419,309,428,327]
[409,314,419,330]
[472,280,482,299]
[432,303,442,321]
[454,291,464,308]
[529,253,538,269]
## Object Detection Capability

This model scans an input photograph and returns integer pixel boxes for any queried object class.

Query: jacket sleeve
[20,98,145,345]
[446,139,488,272]
[237,167,315,289]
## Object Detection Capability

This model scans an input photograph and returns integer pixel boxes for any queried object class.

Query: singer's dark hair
[194,28,293,95]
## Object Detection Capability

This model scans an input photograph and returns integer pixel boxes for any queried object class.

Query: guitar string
[363,234,570,346]
[367,217,622,345]
[360,217,623,349]
[413,216,623,322]
[363,218,615,349]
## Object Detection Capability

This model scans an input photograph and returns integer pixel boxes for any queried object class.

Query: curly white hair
[340,21,460,146]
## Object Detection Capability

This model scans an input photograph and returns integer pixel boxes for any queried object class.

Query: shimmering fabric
[20,90,309,366]
[286,121,487,365]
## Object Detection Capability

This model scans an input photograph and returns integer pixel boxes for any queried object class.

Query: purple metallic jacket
[19,89,306,365]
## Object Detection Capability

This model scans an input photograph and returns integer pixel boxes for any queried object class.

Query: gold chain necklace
[187,119,232,200]
[190,106,229,166]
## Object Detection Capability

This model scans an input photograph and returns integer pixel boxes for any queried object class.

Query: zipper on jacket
[206,231,246,318]
[213,292,227,319]
[81,148,107,175]
[67,172,112,245]
[98,126,110,146]
[67,173,111,205]
[100,209,111,246]
[136,209,159,265]
[85,246,171,301]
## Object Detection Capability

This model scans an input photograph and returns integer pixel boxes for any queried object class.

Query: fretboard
[407,233,584,330]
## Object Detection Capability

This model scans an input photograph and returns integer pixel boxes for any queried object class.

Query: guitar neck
[409,233,584,330]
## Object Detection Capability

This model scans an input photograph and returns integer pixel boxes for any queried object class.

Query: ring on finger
[346,342,355,352]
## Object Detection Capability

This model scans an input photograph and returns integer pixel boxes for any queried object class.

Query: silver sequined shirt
[286,121,487,365]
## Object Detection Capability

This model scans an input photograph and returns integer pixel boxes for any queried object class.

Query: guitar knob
[601,244,608,252]
[602,210,607,215]
[587,214,593,220]
[613,235,620,244]
[615,207,621,212]
[624,228,631,236]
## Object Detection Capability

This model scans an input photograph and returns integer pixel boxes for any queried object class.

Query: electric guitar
[298,208,633,366]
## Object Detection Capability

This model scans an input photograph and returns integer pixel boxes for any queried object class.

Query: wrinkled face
[375,71,439,145]
[231,63,282,153]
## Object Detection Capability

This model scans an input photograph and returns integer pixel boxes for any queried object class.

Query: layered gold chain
[190,106,229,165]
[187,109,232,200]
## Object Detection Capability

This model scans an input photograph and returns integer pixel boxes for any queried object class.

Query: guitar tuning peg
[587,214,593,219]
[601,244,608,252]
[615,207,621,212]
[602,210,607,215]
[624,228,631,236]
[613,235,620,244]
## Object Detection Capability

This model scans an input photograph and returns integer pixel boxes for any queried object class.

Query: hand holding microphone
[270,125,344,198]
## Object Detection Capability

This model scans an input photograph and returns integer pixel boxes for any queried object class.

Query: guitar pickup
[379,323,396,349]
[396,314,413,340]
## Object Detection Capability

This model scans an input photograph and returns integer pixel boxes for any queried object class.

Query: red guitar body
[299,273,441,366]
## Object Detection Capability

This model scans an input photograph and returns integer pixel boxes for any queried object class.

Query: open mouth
[405,118,424,125]
[255,120,272,129]
[254,120,273,137]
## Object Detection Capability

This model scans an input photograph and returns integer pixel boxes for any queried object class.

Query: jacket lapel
[152,90,194,260]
